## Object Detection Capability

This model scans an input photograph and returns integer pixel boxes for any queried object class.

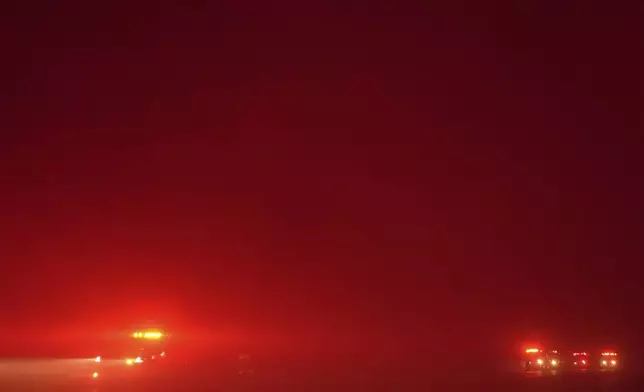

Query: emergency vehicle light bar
[132,331,164,339]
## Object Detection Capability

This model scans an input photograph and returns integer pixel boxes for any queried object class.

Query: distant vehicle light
[525,348,540,353]
[135,356,143,363]
[581,360,586,365]
[602,360,608,365]
[551,359,558,366]
[574,362,578,365]
[160,351,166,357]
[94,356,101,363]
[601,352,617,356]
[536,359,543,365]
[126,359,134,365]
[611,360,617,365]
[92,372,99,378]
[132,331,164,339]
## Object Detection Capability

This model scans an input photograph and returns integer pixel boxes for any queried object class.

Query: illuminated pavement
[0,358,92,391]
[0,358,152,391]
[0,358,96,378]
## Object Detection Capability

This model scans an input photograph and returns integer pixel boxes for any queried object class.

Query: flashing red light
[525,348,540,353]
[601,352,618,356]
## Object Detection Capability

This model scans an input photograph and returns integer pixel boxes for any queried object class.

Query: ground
[0,358,634,391]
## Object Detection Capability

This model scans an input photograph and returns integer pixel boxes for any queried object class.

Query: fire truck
[545,349,561,369]
[570,351,591,369]
[600,351,619,369]
[523,347,547,370]
[91,327,170,380]
[522,347,561,371]
[127,329,169,362]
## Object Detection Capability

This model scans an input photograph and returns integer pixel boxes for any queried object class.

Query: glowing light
[602,360,608,365]
[160,351,166,357]
[92,372,99,378]
[574,362,578,365]
[536,359,543,365]
[126,359,134,365]
[135,356,143,363]
[611,360,617,365]
[94,356,101,363]
[551,359,558,366]
[602,352,617,356]
[525,348,539,353]
[581,360,586,365]
[132,331,164,339]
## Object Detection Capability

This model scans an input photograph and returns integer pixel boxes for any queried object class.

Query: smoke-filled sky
[1,2,643,356]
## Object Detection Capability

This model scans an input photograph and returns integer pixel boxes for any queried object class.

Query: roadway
[0,357,633,392]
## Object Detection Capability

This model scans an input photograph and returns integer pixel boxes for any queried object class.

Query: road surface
[0,357,633,391]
